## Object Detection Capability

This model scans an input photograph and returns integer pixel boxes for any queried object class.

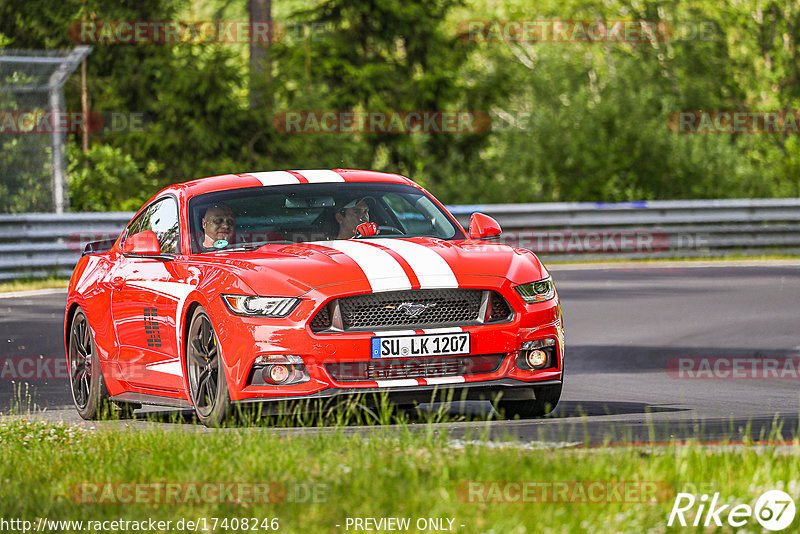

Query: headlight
[222,295,300,317]
[514,276,555,303]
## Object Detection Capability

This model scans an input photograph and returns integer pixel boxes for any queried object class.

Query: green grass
[0,417,797,533]
[0,277,69,293]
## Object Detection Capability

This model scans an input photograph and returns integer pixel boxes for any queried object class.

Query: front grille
[326,354,505,382]
[310,305,331,331]
[341,289,481,329]
[488,293,512,322]
[310,289,513,332]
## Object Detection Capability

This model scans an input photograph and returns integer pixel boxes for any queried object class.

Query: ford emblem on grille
[389,302,437,318]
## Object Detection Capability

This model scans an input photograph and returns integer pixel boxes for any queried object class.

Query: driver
[335,197,377,239]
[202,204,236,248]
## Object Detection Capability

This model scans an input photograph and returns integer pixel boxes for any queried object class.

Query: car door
[111,197,192,393]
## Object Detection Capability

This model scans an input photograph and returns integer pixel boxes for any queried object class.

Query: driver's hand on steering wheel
[354,222,378,238]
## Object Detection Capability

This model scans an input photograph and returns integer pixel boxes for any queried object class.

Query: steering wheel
[377,225,404,236]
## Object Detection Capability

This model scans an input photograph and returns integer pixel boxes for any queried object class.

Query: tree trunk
[249,0,271,109]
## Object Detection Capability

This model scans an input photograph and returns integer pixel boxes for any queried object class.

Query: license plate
[371,333,470,359]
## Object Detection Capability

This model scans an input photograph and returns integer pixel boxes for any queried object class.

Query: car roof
[170,169,417,198]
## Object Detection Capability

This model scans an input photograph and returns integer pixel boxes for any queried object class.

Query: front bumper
[209,284,564,403]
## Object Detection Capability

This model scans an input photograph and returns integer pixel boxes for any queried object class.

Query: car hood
[201,237,548,296]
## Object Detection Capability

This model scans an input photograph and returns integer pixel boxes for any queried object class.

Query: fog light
[517,338,557,370]
[268,364,291,384]
[250,355,310,386]
[526,349,548,368]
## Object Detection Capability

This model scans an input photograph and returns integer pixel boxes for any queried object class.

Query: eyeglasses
[208,217,235,226]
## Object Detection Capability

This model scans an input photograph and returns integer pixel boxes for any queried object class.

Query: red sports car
[65,169,564,426]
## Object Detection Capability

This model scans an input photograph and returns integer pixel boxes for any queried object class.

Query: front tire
[186,306,231,427]
[68,309,111,419]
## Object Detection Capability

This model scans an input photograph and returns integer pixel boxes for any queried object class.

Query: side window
[125,197,180,254]
[126,211,146,238]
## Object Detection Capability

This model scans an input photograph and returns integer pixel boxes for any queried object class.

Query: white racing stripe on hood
[368,238,458,288]
[246,171,299,186]
[294,169,345,182]
[310,240,412,292]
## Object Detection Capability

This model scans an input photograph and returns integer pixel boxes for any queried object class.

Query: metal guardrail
[0,212,132,280]
[449,198,800,261]
[1,198,798,280]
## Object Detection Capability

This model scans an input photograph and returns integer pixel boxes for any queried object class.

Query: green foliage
[0,75,52,212]
[433,0,800,202]
[1,0,800,210]
[0,136,53,213]
[67,143,161,211]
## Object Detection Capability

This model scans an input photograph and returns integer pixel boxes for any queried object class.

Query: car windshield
[188,182,464,253]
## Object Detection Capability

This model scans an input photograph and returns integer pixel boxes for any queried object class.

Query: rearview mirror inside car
[285,195,335,208]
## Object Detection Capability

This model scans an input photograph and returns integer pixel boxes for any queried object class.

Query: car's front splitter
[230,377,562,405]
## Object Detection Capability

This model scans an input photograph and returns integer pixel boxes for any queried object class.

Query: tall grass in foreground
[219,390,498,428]
[7,382,39,415]
[0,417,797,533]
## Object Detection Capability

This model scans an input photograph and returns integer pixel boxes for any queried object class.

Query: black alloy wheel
[186,307,231,426]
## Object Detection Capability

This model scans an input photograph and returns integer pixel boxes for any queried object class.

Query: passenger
[202,204,235,248]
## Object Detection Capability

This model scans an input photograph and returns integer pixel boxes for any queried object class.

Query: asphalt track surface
[2,261,799,444]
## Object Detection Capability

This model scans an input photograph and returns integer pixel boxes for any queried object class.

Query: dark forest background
[2,0,799,211]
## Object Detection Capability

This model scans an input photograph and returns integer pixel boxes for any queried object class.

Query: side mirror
[122,230,161,255]
[468,212,502,239]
